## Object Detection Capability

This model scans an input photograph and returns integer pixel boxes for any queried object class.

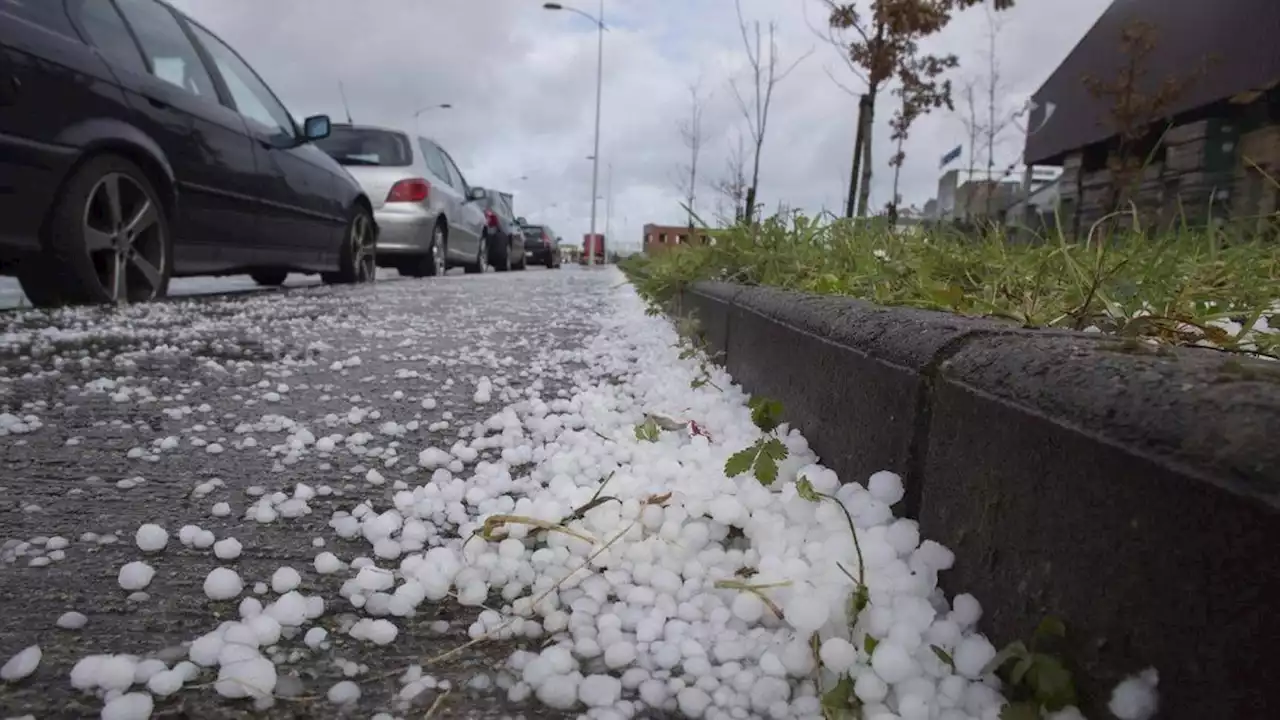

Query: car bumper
[372,206,436,255]
[0,132,76,270]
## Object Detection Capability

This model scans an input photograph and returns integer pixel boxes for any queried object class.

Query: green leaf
[851,583,870,616]
[819,676,858,720]
[760,437,789,460]
[748,397,784,433]
[754,451,779,486]
[795,477,820,502]
[724,447,756,477]
[1032,616,1067,649]
[679,347,697,360]
[930,644,955,669]
[1010,655,1034,686]
[634,418,660,442]
[691,377,708,390]
[982,640,1028,677]
[863,635,879,655]
[1028,654,1077,711]
[998,701,1040,720]
[650,414,687,431]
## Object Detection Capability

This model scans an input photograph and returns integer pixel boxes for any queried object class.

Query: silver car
[314,124,488,276]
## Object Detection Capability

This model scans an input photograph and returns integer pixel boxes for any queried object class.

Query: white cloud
[172,0,1112,253]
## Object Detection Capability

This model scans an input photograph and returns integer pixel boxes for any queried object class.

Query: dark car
[519,222,561,269]
[479,190,525,272]
[0,0,376,307]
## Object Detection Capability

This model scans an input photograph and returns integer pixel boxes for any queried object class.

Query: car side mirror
[466,187,486,202]
[302,115,331,142]
[516,217,527,225]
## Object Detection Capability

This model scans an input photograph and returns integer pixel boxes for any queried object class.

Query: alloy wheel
[352,212,376,282]
[433,229,446,276]
[82,173,165,304]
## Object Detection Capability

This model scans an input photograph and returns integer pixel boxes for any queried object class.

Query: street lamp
[544,0,604,267]
[412,103,451,133]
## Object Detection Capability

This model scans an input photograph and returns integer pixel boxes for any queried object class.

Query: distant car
[520,223,562,269]
[477,190,525,272]
[0,0,376,306]
[315,125,488,277]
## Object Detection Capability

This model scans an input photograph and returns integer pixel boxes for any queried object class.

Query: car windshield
[521,226,544,238]
[314,127,413,167]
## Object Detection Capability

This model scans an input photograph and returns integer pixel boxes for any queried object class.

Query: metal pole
[587,0,603,266]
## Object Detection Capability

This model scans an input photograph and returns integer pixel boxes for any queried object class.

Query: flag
[940,145,962,169]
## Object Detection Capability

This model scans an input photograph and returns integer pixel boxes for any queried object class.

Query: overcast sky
[170,0,1113,252]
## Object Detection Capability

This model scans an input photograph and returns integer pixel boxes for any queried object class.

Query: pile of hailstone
[315,288,1114,720]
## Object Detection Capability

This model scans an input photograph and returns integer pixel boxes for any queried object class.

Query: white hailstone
[783,591,829,634]
[101,692,153,720]
[603,642,637,670]
[203,568,243,600]
[148,668,185,696]
[134,524,168,553]
[117,561,155,591]
[870,641,916,684]
[304,627,328,648]
[271,566,302,593]
[1108,668,1159,720]
[950,593,982,627]
[579,674,622,707]
[952,635,997,679]
[56,611,88,629]
[215,655,276,699]
[327,680,361,704]
[867,470,905,505]
[819,637,858,674]
[730,592,765,624]
[0,645,41,681]
[314,552,343,574]
[211,502,232,517]
[213,538,242,560]
[535,674,580,709]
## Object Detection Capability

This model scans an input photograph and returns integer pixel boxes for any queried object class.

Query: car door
[100,0,259,273]
[439,148,485,259]
[418,140,474,262]
[181,18,342,270]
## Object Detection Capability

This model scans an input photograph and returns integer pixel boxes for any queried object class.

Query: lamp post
[412,103,451,133]
[544,1,604,267]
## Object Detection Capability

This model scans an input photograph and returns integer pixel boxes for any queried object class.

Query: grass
[620,211,1280,358]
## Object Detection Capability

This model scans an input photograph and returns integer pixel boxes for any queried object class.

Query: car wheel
[493,235,512,273]
[544,252,555,269]
[325,206,377,285]
[251,270,288,287]
[465,233,487,275]
[43,154,172,306]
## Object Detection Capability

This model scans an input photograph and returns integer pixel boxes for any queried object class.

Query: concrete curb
[679,281,1280,720]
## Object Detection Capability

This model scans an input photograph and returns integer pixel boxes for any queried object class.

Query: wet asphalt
[0,266,615,719]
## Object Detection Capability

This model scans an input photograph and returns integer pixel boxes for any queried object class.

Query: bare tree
[952,77,982,219]
[712,131,749,225]
[675,81,708,227]
[728,0,811,224]
[978,5,1021,216]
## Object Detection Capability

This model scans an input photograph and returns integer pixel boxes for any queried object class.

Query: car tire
[493,234,512,272]
[323,205,377,285]
[465,233,487,275]
[41,154,172,307]
[251,270,288,287]
[545,252,555,269]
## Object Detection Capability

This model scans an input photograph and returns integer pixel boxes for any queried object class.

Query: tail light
[542,232,551,246]
[484,209,499,228]
[386,178,429,203]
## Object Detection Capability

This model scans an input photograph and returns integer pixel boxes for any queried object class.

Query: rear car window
[315,127,413,167]
[522,226,545,239]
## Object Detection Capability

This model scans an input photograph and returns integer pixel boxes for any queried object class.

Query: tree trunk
[844,93,870,218]
[856,94,877,217]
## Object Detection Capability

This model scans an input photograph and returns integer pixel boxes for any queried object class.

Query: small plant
[984,617,1079,719]
[724,397,789,484]
[633,414,687,442]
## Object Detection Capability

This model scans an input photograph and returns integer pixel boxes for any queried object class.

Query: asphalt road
[0,265,613,719]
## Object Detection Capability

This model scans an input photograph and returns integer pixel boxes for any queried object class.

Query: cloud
[173,0,1112,253]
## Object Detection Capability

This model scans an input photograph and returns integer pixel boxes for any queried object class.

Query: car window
[314,127,413,167]
[440,151,467,192]
[418,140,452,187]
[3,0,77,37]
[113,0,216,98]
[185,22,294,137]
[69,0,148,75]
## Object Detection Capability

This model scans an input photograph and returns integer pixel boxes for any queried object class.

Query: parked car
[478,189,525,272]
[315,125,488,277]
[519,222,562,269]
[0,0,376,306]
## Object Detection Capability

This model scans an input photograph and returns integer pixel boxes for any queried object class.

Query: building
[642,224,711,256]
[1024,0,1280,236]
[936,167,1059,222]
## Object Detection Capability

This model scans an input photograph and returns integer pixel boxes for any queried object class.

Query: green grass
[620,212,1280,358]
